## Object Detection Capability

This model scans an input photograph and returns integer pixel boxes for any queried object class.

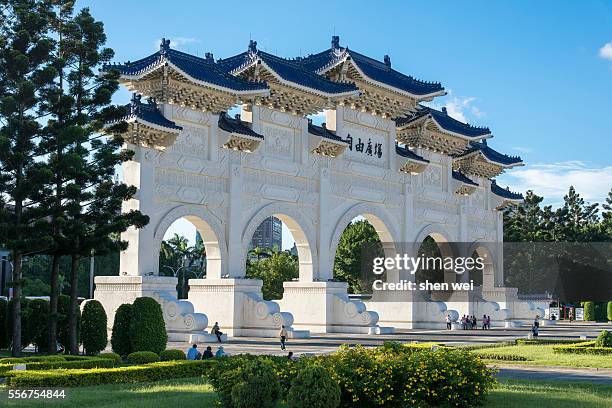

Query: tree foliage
[110,303,133,357]
[246,250,298,300]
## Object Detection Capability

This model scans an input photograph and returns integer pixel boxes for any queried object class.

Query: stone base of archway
[187,278,310,338]
[277,281,394,334]
[94,275,217,341]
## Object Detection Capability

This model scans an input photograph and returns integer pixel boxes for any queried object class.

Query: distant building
[249,216,282,251]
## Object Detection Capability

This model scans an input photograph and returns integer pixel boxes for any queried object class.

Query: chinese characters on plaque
[346,134,383,159]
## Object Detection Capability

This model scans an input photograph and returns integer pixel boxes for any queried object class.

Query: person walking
[446,314,452,330]
[471,315,477,330]
[486,315,491,329]
[279,325,288,350]
[212,322,223,342]
[482,314,487,330]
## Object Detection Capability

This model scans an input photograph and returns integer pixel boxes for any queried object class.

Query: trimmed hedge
[130,297,167,355]
[111,303,133,357]
[458,342,515,351]
[515,339,587,345]
[476,353,528,361]
[127,351,160,364]
[0,357,116,376]
[553,346,612,355]
[595,330,612,347]
[82,300,108,355]
[288,365,340,408]
[6,360,214,388]
[160,349,186,361]
[583,301,595,321]
[99,352,122,364]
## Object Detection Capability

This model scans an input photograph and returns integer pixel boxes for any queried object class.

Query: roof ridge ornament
[248,39,258,53]
[441,106,448,115]
[160,38,171,55]
[130,93,142,114]
[331,35,340,49]
[384,54,391,68]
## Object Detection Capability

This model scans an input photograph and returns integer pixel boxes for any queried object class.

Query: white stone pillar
[226,159,243,278]
[316,166,332,282]
[119,145,158,276]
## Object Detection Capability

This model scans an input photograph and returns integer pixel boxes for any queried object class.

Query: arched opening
[415,236,446,285]
[243,212,314,300]
[471,246,494,288]
[332,212,398,294]
[157,212,224,298]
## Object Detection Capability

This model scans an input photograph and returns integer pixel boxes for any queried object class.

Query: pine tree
[0,0,56,356]
[46,5,148,354]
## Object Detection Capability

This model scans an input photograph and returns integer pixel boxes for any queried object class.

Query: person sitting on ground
[215,346,226,358]
[187,344,201,360]
[287,351,294,360]
[202,346,213,359]
[212,322,223,342]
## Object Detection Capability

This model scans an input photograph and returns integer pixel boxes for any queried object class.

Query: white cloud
[153,37,199,50]
[498,161,612,206]
[426,91,486,124]
[511,146,533,154]
[599,42,612,61]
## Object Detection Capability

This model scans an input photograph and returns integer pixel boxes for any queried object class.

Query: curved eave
[232,57,359,99]
[457,149,524,168]
[126,117,182,134]
[318,55,446,100]
[429,116,492,141]
[117,59,270,97]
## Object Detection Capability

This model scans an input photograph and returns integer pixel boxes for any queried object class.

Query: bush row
[458,342,515,351]
[209,342,496,408]
[110,298,167,356]
[515,339,588,345]
[6,360,214,388]
[0,357,117,376]
[553,346,612,355]
[476,353,528,361]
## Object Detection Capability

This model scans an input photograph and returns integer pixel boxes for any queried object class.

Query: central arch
[241,203,317,282]
[328,203,400,284]
[153,205,227,279]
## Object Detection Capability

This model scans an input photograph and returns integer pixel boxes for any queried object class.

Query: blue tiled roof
[102,39,268,93]
[307,122,346,142]
[395,145,429,163]
[110,95,182,131]
[491,180,524,200]
[218,42,358,96]
[456,141,523,166]
[300,37,444,97]
[218,112,263,139]
[452,170,479,186]
[396,106,491,138]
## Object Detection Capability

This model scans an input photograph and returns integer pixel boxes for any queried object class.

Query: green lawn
[486,379,612,408]
[2,377,611,408]
[472,344,612,369]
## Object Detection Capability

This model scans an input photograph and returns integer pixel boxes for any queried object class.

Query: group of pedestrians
[187,344,226,360]
[446,314,492,330]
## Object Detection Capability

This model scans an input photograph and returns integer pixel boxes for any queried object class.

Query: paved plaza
[167,322,612,356]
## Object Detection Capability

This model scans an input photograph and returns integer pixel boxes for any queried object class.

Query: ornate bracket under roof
[105,94,182,149]
[453,140,523,178]
[218,41,359,116]
[452,170,479,196]
[396,106,491,155]
[395,144,429,175]
[307,122,348,157]
[101,39,269,112]
[218,112,263,152]
[491,179,524,209]
[300,36,446,118]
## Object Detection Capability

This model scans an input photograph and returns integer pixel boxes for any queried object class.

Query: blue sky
[79,0,612,246]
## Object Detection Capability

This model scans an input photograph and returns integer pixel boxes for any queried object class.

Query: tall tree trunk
[10,252,22,357]
[68,254,79,354]
[48,254,60,353]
